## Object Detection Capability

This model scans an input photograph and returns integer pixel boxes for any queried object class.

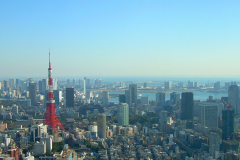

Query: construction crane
[221,98,231,110]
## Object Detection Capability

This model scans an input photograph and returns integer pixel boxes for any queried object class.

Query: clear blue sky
[1,1,240,78]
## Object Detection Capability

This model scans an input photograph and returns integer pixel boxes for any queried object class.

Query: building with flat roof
[118,103,129,126]
[181,92,194,120]
[97,114,106,139]
[66,87,74,108]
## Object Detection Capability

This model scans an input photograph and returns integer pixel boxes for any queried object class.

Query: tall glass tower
[118,103,129,126]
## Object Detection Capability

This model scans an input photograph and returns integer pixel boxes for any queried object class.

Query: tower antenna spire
[49,49,51,69]
[44,50,65,133]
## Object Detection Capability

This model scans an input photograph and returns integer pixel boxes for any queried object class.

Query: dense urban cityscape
[1,1,240,160]
[0,54,239,160]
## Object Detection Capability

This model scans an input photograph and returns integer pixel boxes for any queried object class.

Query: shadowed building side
[181,92,194,120]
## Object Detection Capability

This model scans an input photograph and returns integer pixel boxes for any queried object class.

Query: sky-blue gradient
[1,1,240,77]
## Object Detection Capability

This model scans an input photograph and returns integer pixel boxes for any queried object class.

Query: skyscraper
[199,103,218,129]
[181,92,194,120]
[53,90,62,106]
[102,91,109,107]
[73,79,76,85]
[42,79,47,94]
[125,90,130,105]
[97,114,106,138]
[119,94,126,103]
[16,79,20,88]
[170,92,180,105]
[225,82,230,90]
[129,84,137,106]
[53,79,58,90]
[4,80,9,91]
[156,92,165,103]
[83,77,86,95]
[118,103,129,126]
[9,78,15,90]
[120,82,125,88]
[66,87,74,107]
[29,82,37,106]
[160,110,168,132]
[164,81,171,89]
[143,82,148,88]
[188,81,194,88]
[194,82,199,88]
[214,81,221,91]
[39,80,43,94]
[228,85,239,113]
[67,79,71,85]
[209,132,220,158]
[141,96,149,105]
[222,108,235,140]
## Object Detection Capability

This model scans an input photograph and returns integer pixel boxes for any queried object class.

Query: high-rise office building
[28,78,33,85]
[67,79,71,85]
[4,80,9,91]
[209,132,220,158]
[194,82,199,88]
[129,84,137,106]
[214,81,221,91]
[86,91,92,100]
[222,108,235,140]
[141,96,149,105]
[120,82,125,88]
[78,79,81,86]
[200,103,218,129]
[181,92,194,120]
[94,79,101,88]
[119,94,126,103]
[225,82,230,90]
[83,77,86,95]
[188,81,194,88]
[73,79,76,85]
[143,82,148,88]
[94,79,98,87]
[29,82,37,106]
[16,79,20,88]
[118,103,129,126]
[170,92,180,104]
[125,90,130,105]
[86,78,91,88]
[178,82,184,88]
[9,78,15,90]
[98,79,101,88]
[39,80,43,94]
[42,79,47,94]
[164,81,171,89]
[53,79,58,90]
[156,92,165,103]
[160,110,168,132]
[228,85,239,113]
[97,114,106,138]
[53,90,62,106]
[66,87,74,107]
[102,91,109,106]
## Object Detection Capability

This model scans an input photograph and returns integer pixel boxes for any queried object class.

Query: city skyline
[1,1,240,77]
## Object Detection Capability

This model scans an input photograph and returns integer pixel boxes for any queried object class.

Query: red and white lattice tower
[43,52,65,133]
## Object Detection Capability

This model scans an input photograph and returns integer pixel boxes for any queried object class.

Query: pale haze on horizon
[0,1,240,78]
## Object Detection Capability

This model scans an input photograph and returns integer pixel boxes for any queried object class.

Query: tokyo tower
[43,52,65,133]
